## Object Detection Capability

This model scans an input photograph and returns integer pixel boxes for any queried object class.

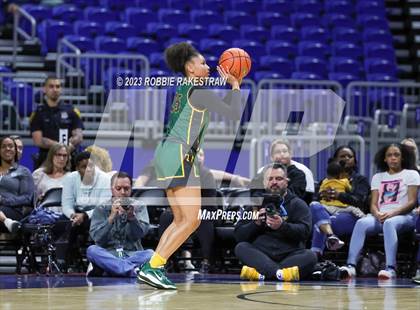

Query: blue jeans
[347,214,415,268]
[310,202,358,253]
[87,245,153,277]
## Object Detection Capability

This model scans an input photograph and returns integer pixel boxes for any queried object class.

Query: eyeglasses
[55,153,68,158]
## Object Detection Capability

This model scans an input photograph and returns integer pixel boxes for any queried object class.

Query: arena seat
[298,41,329,59]
[257,12,289,28]
[271,26,298,42]
[291,12,321,28]
[230,0,260,14]
[364,43,396,61]
[295,56,328,78]
[62,35,94,53]
[262,0,291,14]
[105,22,137,39]
[208,24,240,42]
[94,36,126,53]
[178,24,205,41]
[83,7,118,24]
[123,8,157,29]
[146,23,177,42]
[332,27,360,44]
[295,0,323,15]
[332,42,363,59]
[158,9,189,24]
[199,39,228,56]
[260,56,293,77]
[291,72,323,80]
[126,37,159,56]
[328,72,360,88]
[325,1,354,15]
[190,10,224,26]
[266,40,297,58]
[240,25,269,43]
[324,13,356,28]
[74,21,103,38]
[301,27,329,44]
[52,4,82,23]
[224,11,251,28]
[364,58,397,76]
[329,57,362,76]
[38,20,72,54]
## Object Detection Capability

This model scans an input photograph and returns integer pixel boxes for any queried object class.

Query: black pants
[0,206,23,233]
[235,241,317,280]
[158,209,215,260]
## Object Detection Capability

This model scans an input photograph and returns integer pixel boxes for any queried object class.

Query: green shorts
[154,140,200,188]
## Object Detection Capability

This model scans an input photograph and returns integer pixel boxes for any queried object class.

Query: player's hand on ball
[217,65,241,89]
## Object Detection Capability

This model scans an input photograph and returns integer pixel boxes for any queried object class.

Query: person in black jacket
[310,146,370,255]
[235,163,317,281]
[250,140,308,200]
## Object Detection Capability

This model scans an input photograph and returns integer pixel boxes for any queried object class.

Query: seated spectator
[235,163,317,281]
[413,211,420,284]
[61,151,112,268]
[135,149,217,273]
[341,143,420,280]
[310,146,370,255]
[401,138,420,170]
[0,136,34,233]
[32,143,71,201]
[251,139,309,200]
[85,145,114,176]
[10,135,23,162]
[86,171,153,277]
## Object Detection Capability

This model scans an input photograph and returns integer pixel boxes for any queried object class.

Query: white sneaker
[326,235,345,251]
[340,265,356,278]
[378,268,396,280]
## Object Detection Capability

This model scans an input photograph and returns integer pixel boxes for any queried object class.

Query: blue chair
[10,82,34,118]
[260,56,292,77]
[257,12,289,28]
[232,40,265,62]
[126,37,159,55]
[332,42,362,59]
[149,52,166,68]
[356,1,386,16]
[100,0,137,11]
[324,13,356,28]
[200,39,228,56]
[366,74,398,82]
[62,35,94,52]
[291,13,320,28]
[357,14,389,29]
[295,0,323,15]
[291,72,323,80]
[271,26,298,42]
[231,0,260,14]
[158,9,189,24]
[178,24,205,41]
[328,72,360,88]
[191,10,224,26]
[123,8,157,29]
[301,27,329,43]
[363,29,393,45]
[325,1,354,15]
[164,37,195,48]
[240,25,269,42]
[329,57,362,76]
[332,27,360,44]
[168,0,196,10]
[94,36,126,53]
[295,56,327,78]
[146,23,177,42]
[224,11,252,28]
[254,71,285,81]
[298,41,328,59]
[74,21,103,38]
[103,67,134,90]
[20,5,52,36]
[52,4,81,23]
[266,40,297,58]
[200,0,226,12]
[135,0,168,11]
[150,69,170,78]
[262,0,291,14]
[38,20,73,54]
[105,22,138,39]
[84,7,118,23]
[365,58,397,76]
[208,24,240,41]
[364,43,396,61]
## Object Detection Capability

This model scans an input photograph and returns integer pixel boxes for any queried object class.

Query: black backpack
[311,260,342,281]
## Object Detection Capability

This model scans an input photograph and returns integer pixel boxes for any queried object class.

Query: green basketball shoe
[137,262,177,290]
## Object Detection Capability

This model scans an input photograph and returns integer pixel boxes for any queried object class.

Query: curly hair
[374,143,417,172]
[164,42,199,76]
[84,145,113,172]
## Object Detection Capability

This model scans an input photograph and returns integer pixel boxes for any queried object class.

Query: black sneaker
[326,235,345,251]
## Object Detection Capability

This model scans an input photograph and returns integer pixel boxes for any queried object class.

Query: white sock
[4,218,14,232]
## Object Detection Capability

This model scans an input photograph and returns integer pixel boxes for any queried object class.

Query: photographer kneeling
[234,163,317,281]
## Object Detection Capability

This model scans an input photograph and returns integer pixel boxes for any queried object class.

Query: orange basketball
[218,48,252,80]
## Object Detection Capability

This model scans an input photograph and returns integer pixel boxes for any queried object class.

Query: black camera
[261,193,282,217]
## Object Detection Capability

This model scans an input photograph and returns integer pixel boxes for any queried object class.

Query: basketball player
[136,42,243,289]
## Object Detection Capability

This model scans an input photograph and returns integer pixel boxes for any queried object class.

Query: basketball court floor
[1,273,419,309]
